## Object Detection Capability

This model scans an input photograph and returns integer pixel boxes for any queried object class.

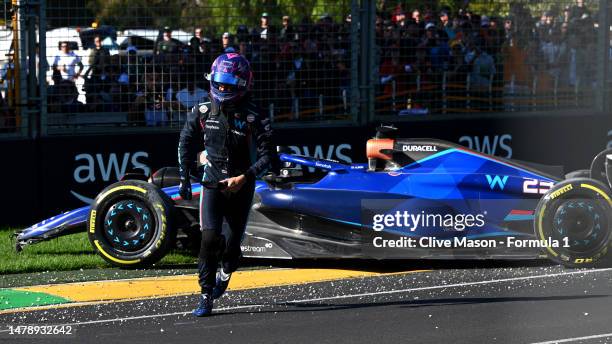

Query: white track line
[285,268,612,304]
[0,304,264,332]
[0,268,610,332]
[531,332,612,344]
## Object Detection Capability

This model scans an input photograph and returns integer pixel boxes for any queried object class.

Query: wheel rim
[553,199,605,253]
[103,200,154,252]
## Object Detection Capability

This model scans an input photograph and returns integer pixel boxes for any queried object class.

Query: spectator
[131,67,173,126]
[280,15,296,42]
[570,0,590,21]
[412,9,422,25]
[155,26,183,86]
[541,28,568,85]
[467,44,496,85]
[48,74,85,113]
[446,41,470,109]
[192,27,203,44]
[236,25,250,44]
[238,40,251,59]
[85,35,109,80]
[124,46,142,84]
[221,32,235,52]
[379,46,409,97]
[0,86,10,131]
[467,43,496,110]
[156,27,181,56]
[252,12,271,42]
[51,41,84,83]
[84,35,110,104]
[393,9,406,27]
[504,17,515,46]
[439,8,455,39]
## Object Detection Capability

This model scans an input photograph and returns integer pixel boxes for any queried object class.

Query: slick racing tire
[87,180,175,268]
[534,178,612,268]
[590,148,612,185]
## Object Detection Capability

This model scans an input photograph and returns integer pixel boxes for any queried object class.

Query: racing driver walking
[178,53,274,316]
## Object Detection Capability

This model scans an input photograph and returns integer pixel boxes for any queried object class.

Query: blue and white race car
[15,126,612,268]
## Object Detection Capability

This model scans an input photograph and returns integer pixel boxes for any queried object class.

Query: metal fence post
[357,0,375,124]
[25,0,38,138]
[15,0,28,137]
[366,0,375,123]
[596,0,610,113]
[350,0,360,124]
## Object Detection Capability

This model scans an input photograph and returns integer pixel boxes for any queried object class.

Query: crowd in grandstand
[376,0,597,113]
[41,0,599,126]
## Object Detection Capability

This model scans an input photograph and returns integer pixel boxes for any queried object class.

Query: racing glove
[179,166,192,200]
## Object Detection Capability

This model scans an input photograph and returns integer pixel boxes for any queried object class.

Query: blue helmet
[207,53,252,103]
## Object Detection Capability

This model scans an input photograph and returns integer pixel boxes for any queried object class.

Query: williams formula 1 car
[15,127,612,268]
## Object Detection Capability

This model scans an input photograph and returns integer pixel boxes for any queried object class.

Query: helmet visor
[209,72,247,87]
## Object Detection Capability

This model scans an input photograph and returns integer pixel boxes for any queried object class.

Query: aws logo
[486,175,509,190]
[288,144,352,163]
[459,134,512,158]
[72,152,150,204]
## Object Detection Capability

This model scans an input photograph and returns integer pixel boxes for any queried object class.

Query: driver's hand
[179,180,192,200]
[221,174,246,192]
[179,169,192,200]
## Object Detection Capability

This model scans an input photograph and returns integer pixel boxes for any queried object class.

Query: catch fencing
[0,0,610,136]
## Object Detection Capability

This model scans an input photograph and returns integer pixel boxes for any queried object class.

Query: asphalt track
[1,262,612,344]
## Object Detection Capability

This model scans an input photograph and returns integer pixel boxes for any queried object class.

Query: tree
[86,0,351,34]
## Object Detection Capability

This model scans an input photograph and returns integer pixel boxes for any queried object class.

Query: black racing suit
[178,96,273,294]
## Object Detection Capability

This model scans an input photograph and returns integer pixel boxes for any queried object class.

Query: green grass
[0,228,197,275]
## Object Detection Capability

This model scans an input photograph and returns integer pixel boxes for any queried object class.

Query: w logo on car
[486,175,509,190]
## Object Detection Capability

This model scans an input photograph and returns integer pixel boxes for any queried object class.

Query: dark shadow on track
[146,258,559,273]
[239,257,558,273]
[203,295,609,318]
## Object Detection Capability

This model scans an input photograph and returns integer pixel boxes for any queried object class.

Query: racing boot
[212,269,231,299]
[192,293,213,317]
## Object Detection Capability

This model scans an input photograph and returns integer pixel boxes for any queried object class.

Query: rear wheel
[534,178,612,267]
[87,180,175,268]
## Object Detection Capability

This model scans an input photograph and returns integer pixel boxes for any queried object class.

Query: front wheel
[534,178,612,267]
[87,180,175,268]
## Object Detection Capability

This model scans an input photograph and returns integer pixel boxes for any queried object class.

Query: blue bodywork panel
[16,142,559,258]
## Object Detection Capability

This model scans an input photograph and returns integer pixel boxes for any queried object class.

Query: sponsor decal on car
[315,161,332,169]
[241,245,270,253]
[401,145,438,152]
[548,184,573,199]
[486,175,509,190]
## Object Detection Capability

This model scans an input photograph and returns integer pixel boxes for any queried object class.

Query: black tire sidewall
[535,178,612,267]
[87,180,174,268]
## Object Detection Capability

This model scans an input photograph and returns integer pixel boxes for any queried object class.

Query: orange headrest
[366,138,394,160]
